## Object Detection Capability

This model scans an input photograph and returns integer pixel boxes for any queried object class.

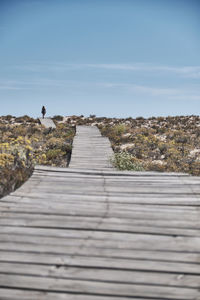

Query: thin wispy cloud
[103,82,200,100]
[0,86,25,90]
[77,64,200,78]
[13,63,200,78]
[0,80,31,90]
[1,0,199,117]
[0,78,199,101]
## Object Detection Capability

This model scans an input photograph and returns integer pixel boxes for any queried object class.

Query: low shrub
[111,151,144,171]
[0,138,34,198]
[53,115,64,121]
[113,124,127,136]
[98,115,200,176]
[0,116,75,197]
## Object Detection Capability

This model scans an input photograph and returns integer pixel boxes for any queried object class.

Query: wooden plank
[0,125,200,299]
[0,288,146,300]
[1,228,200,252]
[0,288,134,300]
[1,203,200,222]
[1,213,200,229]
[39,118,56,129]
[1,251,200,276]
[0,220,200,236]
[1,242,200,265]
[2,196,200,213]
[2,196,200,208]
[3,232,200,257]
[0,274,199,299]
[69,126,113,170]
[3,196,200,215]
[1,262,200,288]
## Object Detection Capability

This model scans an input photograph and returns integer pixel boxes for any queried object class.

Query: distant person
[41,106,46,119]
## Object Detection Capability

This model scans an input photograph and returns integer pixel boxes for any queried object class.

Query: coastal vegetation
[1,114,200,198]
[0,115,75,198]
[98,115,200,175]
[64,114,200,175]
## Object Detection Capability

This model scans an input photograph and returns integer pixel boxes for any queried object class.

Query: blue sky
[0,0,200,118]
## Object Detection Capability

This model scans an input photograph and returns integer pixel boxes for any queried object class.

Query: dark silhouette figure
[41,106,46,119]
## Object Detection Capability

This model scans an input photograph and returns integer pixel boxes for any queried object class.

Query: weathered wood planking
[39,118,56,128]
[69,125,113,169]
[0,126,200,299]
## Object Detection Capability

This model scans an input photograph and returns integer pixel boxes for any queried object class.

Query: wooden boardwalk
[69,126,113,170]
[39,118,56,129]
[0,126,200,299]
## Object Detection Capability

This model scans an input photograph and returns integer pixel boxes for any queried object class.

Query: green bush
[46,149,65,160]
[0,116,76,197]
[111,151,144,171]
[112,124,126,135]
[53,115,64,121]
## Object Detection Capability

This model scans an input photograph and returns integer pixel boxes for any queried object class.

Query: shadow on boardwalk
[0,126,200,299]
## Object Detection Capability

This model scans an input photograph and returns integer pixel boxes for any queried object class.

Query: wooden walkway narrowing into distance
[69,125,113,170]
[0,125,200,299]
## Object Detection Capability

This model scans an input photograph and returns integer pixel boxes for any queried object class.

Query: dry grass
[1,113,200,198]
[60,114,200,175]
[0,116,75,198]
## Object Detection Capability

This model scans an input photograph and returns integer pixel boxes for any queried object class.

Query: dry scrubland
[0,115,75,198]
[66,114,200,174]
[1,114,200,197]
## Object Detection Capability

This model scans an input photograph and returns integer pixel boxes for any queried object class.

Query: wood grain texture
[69,125,113,170]
[0,125,200,299]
